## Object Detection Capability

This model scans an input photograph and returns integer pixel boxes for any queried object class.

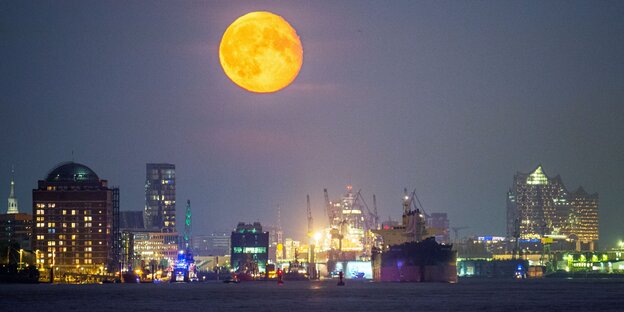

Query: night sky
[2,1,623,246]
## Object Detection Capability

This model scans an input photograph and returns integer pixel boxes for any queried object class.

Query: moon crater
[219,11,303,93]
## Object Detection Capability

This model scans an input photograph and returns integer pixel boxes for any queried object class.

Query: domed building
[33,162,119,278]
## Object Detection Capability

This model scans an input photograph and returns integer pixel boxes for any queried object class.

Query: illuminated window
[85,247,92,252]
[527,166,548,185]
[71,210,76,215]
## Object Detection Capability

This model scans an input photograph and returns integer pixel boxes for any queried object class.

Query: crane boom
[307,194,313,236]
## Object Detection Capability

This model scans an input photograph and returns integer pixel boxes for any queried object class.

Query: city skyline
[2,1,623,247]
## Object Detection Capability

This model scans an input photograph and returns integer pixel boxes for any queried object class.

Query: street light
[18,249,23,270]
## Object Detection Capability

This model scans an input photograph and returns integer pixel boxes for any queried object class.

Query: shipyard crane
[404,188,428,215]
[306,194,317,279]
[353,189,379,231]
[306,194,313,237]
[323,188,332,224]
[372,194,379,229]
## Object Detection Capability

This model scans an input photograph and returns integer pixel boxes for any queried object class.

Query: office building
[192,233,231,256]
[231,222,269,274]
[144,163,176,232]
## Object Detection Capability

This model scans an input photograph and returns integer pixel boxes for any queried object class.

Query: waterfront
[1,279,623,311]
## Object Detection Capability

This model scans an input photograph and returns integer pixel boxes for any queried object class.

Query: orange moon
[219,11,303,93]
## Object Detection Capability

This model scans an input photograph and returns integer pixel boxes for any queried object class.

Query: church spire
[7,167,19,214]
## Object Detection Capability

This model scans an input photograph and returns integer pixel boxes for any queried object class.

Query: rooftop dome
[46,162,100,183]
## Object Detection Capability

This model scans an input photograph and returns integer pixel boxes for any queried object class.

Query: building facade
[0,213,33,250]
[192,233,231,256]
[32,162,118,273]
[230,222,269,274]
[144,163,176,232]
[120,211,145,230]
[132,231,179,268]
[506,165,599,250]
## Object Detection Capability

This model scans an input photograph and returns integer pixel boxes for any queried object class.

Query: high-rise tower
[7,168,18,214]
[506,165,599,250]
[144,163,176,232]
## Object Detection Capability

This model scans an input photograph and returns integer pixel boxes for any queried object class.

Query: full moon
[219,11,303,93]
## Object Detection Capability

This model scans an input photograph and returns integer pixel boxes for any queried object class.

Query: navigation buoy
[337,271,345,286]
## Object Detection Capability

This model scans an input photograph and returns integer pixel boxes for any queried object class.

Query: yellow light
[313,232,322,242]
[219,11,303,93]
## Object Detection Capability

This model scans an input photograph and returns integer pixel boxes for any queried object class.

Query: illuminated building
[283,238,301,262]
[0,213,32,250]
[506,165,599,250]
[323,186,378,262]
[566,187,599,249]
[132,231,179,268]
[192,233,231,256]
[144,163,176,232]
[230,222,269,274]
[32,162,118,273]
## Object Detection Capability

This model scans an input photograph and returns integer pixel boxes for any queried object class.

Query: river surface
[1,278,623,311]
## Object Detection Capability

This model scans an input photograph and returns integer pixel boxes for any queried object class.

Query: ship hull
[372,238,457,283]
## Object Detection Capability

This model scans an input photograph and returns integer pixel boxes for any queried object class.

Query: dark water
[1,279,623,311]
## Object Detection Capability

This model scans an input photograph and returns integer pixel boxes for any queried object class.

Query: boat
[372,237,457,282]
[371,190,457,283]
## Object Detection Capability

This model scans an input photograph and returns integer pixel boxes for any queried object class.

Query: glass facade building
[144,163,176,233]
[506,165,599,250]
[230,222,269,274]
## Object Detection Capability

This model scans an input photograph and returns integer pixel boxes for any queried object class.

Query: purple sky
[2,1,623,246]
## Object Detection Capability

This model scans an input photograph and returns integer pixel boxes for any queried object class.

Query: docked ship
[372,190,457,282]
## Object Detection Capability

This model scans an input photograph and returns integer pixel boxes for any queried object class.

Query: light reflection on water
[1,279,624,312]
